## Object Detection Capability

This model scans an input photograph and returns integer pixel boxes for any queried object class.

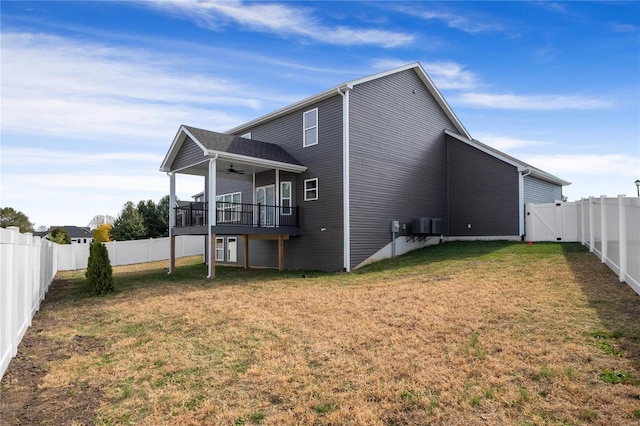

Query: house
[160,62,569,277]
[34,226,93,244]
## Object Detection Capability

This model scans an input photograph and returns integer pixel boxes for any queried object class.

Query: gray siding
[447,135,519,236]
[524,175,562,204]
[230,95,345,271]
[171,137,204,171]
[348,69,459,269]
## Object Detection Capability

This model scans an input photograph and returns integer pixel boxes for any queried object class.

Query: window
[241,132,252,139]
[281,182,292,215]
[215,237,224,261]
[304,178,318,201]
[216,192,242,223]
[303,108,318,147]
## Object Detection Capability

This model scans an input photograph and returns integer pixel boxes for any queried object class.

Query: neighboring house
[160,62,569,276]
[34,226,93,244]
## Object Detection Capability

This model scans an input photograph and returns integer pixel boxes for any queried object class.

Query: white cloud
[149,0,413,47]
[453,92,614,110]
[474,133,550,151]
[520,154,639,177]
[1,148,163,166]
[0,32,288,141]
[398,8,506,34]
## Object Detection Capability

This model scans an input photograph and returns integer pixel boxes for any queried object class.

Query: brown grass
[2,241,639,425]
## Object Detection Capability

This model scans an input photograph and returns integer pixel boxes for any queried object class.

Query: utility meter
[391,220,400,233]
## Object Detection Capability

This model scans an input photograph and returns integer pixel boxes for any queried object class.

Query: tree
[85,240,114,294]
[156,195,171,237]
[49,227,71,244]
[137,199,164,238]
[88,214,115,230]
[93,223,112,243]
[109,202,147,241]
[0,207,35,233]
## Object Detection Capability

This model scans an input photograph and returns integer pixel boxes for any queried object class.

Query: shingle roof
[183,125,304,166]
[37,226,93,239]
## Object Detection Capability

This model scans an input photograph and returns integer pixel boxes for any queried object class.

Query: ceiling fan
[227,164,245,175]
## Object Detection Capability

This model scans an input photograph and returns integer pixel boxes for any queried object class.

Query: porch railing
[174,202,300,228]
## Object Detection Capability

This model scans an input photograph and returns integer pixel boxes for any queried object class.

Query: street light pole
[635,179,640,197]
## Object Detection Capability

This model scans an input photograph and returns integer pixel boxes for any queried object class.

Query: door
[227,237,237,263]
[255,185,275,226]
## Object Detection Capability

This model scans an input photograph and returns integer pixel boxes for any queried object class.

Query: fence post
[588,196,594,252]
[618,195,627,283]
[7,227,19,358]
[600,195,607,263]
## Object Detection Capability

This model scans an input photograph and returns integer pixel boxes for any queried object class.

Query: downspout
[338,86,351,271]
[207,154,218,279]
[519,168,532,238]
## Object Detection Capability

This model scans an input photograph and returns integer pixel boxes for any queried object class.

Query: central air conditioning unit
[413,217,431,235]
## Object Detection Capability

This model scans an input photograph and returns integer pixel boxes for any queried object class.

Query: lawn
[1,241,639,425]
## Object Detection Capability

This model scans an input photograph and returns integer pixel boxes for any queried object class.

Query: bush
[86,240,115,294]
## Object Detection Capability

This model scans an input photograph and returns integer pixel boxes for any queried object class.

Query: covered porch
[160,125,307,278]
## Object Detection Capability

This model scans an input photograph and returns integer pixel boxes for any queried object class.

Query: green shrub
[86,240,115,294]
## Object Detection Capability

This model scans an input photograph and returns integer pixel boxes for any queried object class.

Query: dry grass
[2,241,640,425]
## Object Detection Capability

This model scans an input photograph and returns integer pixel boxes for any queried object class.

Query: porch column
[275,168,280,227]
[278,234,284,271]
[168,172,176,274]
[207,158,217,279]
[244,234,250,269]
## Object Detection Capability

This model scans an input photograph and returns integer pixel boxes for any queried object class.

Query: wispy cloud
[453,92,614,110]
[2,148,163,166]
[474,133,550,151]
[609,22,639,33]
[148,0,413,47]
[397,7,506,34]
[0,32,291,142]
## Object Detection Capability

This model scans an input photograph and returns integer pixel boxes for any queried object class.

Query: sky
[1,0,639,229]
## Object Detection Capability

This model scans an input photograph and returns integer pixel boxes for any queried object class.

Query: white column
[618,195,627,283]
[518,172,525,237]
[207,158,217,278]
[169,173,176,230]
[275,169,280,227]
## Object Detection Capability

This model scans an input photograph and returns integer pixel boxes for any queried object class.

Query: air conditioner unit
[431,218,442,235]
[413,217,431,235]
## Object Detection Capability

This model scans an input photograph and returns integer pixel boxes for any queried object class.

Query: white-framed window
[216,192,242,223]
[241,132,252,139]
[281,181,292,215]
[303,108,318,147]
[304,178,318,201]
[215,237,224,261]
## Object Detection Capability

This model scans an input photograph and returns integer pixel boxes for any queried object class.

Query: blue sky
[1,0,639,229]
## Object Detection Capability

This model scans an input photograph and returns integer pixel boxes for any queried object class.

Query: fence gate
[526,202,564,241]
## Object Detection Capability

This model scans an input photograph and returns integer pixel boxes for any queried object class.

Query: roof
[444,130,571,186]
[226,62,471,139]
[184,126,304,166]
[37,226,93,239]
[160,125,307,173]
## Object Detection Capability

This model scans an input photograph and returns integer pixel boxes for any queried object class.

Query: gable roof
[445,130,571,186]
[160,125,306,173]
[36,226,93,239]
[226,62,471,139]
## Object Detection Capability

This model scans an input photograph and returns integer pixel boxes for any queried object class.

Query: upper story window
[241,132,252,139]
[303,108,318,147]
[304,178,318,201]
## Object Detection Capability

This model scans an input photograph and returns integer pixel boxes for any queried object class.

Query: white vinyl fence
[1,226,58,379]
[526,195,640,295]
[1,230,204,379]
[56,235,205,271]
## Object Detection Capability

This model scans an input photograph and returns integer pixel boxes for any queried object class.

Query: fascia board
[159,125,208,172]
[207,150,308,173]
